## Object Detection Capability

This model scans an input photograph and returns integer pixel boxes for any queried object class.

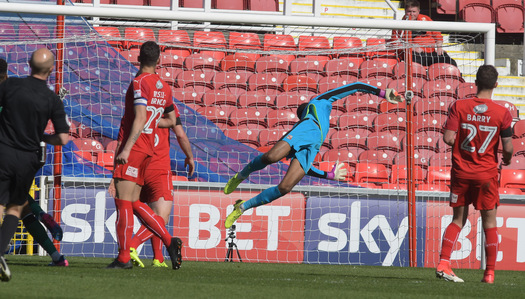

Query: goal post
[3,3,524,272]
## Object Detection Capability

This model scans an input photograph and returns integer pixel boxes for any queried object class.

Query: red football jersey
[443,97,512,179]
[148,105,181,170]
[118,73,173,156]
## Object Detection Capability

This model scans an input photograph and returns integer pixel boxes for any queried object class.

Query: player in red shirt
[127,105,195,268]
[436,65,513,283]
[108,41,183,270]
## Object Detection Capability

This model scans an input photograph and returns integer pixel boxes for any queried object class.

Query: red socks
[132,200,172,246]
[115,198,133,263]
[439,222,462,262]
[151,236,164,262]
[130,225,153,249]
[484,227,498,272]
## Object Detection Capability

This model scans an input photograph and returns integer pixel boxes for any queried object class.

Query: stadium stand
[493,0,525,33]
[354,162,390,185]
[123,27,155,49]
[390,164,426,184]
[247,0,279,11]
[500,169,525,188]
[459,0,495,23]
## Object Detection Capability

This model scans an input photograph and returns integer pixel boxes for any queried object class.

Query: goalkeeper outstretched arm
[307,162,347,181]
[315,82,404,104]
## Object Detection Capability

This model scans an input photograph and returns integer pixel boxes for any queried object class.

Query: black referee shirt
[0,76,70,152]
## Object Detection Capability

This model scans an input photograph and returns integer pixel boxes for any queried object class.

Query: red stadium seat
[179,70,216,89]
[414,131,440,153]
[338,111,377,132]
[318,75,359,94]
[224,127,260,147]
[511,138,525,156]
[160,50,188,69]
[330,128,370,150]
[247,0,279,11]
[202,90,239,107]
[495,1,524,33]
[157,67,182,87]
[180,0,203,7]
[274,91,313,109]
[429,152,453,167]
[158,29,191,51]
[365,38,396,59]
[329,110,345,129]
[354,162,390,184]
[513,119,525,138]
[184,53,221,71]
[414,114,447,134]
[196,106,235,126]
[437,0,458,14]
[123,27,155,49]
[221,54,256,73]
[115,0,145,5]
[255,55,289,74]
[323,147,361,167]
[96,152,115,170]
[417,183,449,192]
[390,164,426,184]
[363,76,393,91]
[427,63,463,81]
[388,77,427,98]
[367,131,403,153]
[228,31,262,61]
[414,98,450,116]
[394,150,432,169]
[266,108,299,128]
[121,48,140,66]
[393,61,428,80]
[435,137,452,153]
[499,187,524,195]
[298,35,331,62]
[263,34,296,51]
[73,138,105,158]
[248,73,286,92]
[238,91,277,108]
[214,0,245,9]
[459,0,495,23]
[229,107,270,127]
[378,98,406,114]
[94,26,123,49]
[193,31,227,61]
[494,100,519,120]
[422,79,457,98]
[382,183,408,190]
[358,150,394,169]
[105,140,119,153]
[289,57,327,78]
[500,169,525,188]
[282,74,318,93]
[213,71,249,91]
[427,166,451,185]
[359,59,396,78]
[345,94,381,113]
[373,112,406,133]
[258,128,287,146]
[456,82,477,99]
[324,58,362,77]
[333,36,365,58]
[172,87,205,105]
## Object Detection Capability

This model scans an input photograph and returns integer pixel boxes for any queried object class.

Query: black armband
[164,104,175,114]
[175,117,182,126]
[501,126,513,138]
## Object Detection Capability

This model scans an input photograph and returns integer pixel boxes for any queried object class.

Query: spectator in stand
[392,0,457,67]
[0,48,70,281]
[436,65,513,284]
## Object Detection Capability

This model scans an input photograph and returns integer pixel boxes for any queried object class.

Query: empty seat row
[72,0,279,11]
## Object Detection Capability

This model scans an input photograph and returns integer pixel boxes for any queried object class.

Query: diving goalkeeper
[224,82,404,228]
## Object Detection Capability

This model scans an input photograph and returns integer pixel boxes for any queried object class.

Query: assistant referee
[0,48,70,282]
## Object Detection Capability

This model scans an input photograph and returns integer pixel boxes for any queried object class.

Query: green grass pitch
[2,255,525,298]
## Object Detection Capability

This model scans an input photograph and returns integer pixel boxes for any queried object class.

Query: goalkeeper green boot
[225,200,245,229]
[152,259,169,268]
[224,173,245,195]
[130,247,144,268]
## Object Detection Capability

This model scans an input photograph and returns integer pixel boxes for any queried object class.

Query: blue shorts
[281,119,322,173]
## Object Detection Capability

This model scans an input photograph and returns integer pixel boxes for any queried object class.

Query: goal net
[1,2,523,271]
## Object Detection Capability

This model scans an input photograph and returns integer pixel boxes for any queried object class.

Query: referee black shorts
[0,143,41,206]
